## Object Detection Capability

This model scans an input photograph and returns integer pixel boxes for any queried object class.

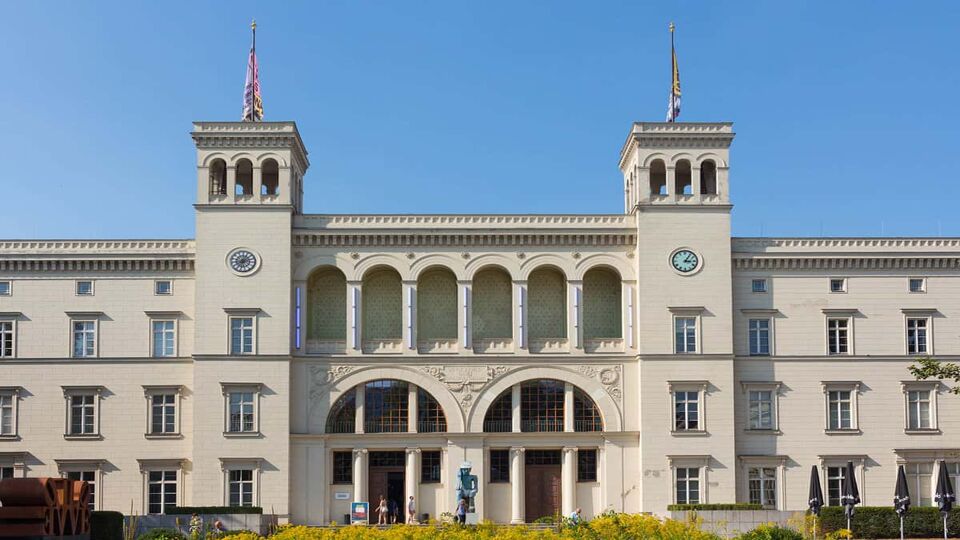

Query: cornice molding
[0,240,194,253]
[732,256,960,270]
[0,258,194,272]
[733,237,960,251]
[191,121,309,171]
[293,231,635,247]
[296,213,634,229]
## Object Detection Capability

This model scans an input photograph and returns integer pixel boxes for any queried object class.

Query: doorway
[368,451,406,524]
[524,450,562,522]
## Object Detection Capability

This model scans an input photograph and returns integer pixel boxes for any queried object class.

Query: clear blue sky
[2,1,958,239]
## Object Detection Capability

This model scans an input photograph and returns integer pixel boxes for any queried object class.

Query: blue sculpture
[455,461,479,513]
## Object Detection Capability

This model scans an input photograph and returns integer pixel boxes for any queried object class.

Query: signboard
[334,492,350,500]
[350,502,369,524]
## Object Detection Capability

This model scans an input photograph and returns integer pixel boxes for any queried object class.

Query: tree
[910,357,960,395]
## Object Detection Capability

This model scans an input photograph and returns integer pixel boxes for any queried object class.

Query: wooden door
[524,464,561,522]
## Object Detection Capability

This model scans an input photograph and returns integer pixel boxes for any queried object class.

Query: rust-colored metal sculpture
[0,477,91,537]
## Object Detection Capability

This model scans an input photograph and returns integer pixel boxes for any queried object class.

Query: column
[354,385,365,434]
[347,281,361,352]
[561,447,577,516]
[666,166,676,201]
[511,384,522,433]
[568,280,583,349]
[458,281,471,350]
[638,166,651,203]
[510,447,525,524]
[624,283,635,349]
[403,281,416,351]
[353,448,368,504]
[253,165,263,198]
[717,166,730,200]
[563,382,574,432]
[405,448,420,520]
[513,280,527,350]
[226,166,237,202]
[408,384,418,433]
[691,166,702,198]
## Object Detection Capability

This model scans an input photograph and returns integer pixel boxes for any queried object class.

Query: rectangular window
[826,466,846,506]
[829,278,846,293]
[748,390,774,430]
[948,463,960,501]
[228,392,256,433]
[907,390,932,430]
[0,281,9,296]
[332,452,352,484]
[905,462,933,506]
[674,391,700,431]
[748,467,777,507]
[674,317,697,354]
[577,449,598,482]
[675,467,700,504]
[66,470,96,511]
[0,467,13,479]
[751,279,767,293]
[0,394,13,436]
[228,469,254,507]
[147,470,178,514]
[76,280,94,296]
[907,318,928,355]
[489,449,510,483]
[827,390,852,430]
[69,394,96,435]
[230,317,254,355]
[154,280,173,295]
[0,321,13,358]
[421,451,441,483]
[909,278,926,293]
[150,394,177,434]
[748,319,770,356]
[72,320,97,358]
[152,320,176,357]
[827,318,849,355]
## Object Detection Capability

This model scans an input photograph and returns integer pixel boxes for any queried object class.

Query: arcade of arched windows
[205,155,285,201]
[303,263,631,355]
[482,379,604,434]
[636,156,721,204]
[326,379,448,434]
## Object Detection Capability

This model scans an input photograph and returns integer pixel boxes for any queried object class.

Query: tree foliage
[910,357,960,394]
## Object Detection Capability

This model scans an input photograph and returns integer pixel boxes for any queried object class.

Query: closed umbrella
[934,460,955,540]
[840,461,861,533]
[894,465,911,540]
[808,465,825,539]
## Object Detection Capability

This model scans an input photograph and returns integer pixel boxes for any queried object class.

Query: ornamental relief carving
[578,364,623,403]
[419,364,512,411]
[308,364,354,400]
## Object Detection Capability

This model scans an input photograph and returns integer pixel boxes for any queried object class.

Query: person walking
[376,495,389,525]
[407,495,417,524]
[388,497,398,524]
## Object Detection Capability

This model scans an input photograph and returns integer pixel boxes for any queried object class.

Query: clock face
[229,250,258,274]
[671,249,700,274]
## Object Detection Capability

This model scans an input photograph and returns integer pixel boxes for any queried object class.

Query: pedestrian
[376,495,388,525]
[568,507,582,524]
[456,498,467,524]
[407,495,417,524]
[388,497,398,524]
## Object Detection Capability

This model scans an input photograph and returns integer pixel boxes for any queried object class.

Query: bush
[91,511,124,540]
[668,503,763,511]
[819,506,960,539]
[136,528,186,540]
[166,506,263,515]
[736,524,804,540]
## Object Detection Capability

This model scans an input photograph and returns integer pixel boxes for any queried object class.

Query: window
[748,319,770,356]
[578,449,598,482]
[483,391,513,433]
[906,317,929,355]
[948,463,960,499]
[421,451,441,483]
[325,391,356,434]
[228,392,256,433]
[904,386,937,431]
[66,470,97,511]
[147,470,178,514]
[0,321,13,358]
[76,280,94,295]
[0,391,16,436]
[748,467,777,507]
[229,317,255,355]
[364,380,408,433]
[675,467,700,504]
[829,278,846,293]
[417,388,447,433]
[69,394,96,435]
[332,452,352,484]
[748,390,774,430]
[751,279,767,293]
[909,278,926,293]
[0,281,9,296]
[0,467,12,479]
[151,394,177,434]
[520,380,564,432]
[490,449,510,483]
[574,388,604,432]
[826,466,846,506]
[154,280,173,295]
[827,318,850,355]
[674,317,697,354]
[152,320,176,357]
[72,320,97,358]
[902,462,934,506]
[674,390,700,431]
[827,390,853,430]
[228,469,254,507]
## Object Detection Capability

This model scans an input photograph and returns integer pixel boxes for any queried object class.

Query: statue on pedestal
[454,461,479,515]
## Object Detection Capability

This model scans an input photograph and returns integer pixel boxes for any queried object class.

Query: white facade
[1,120,959,523]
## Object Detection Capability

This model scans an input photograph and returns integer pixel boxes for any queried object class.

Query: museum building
[1,118,959,524]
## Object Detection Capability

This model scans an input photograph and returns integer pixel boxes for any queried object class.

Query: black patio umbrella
[840,461,861,532]
[894,465,911,540]
[808,465,825,539]
[934,460,955,540]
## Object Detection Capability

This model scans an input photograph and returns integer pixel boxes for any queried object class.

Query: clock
[670,249,700,274]
[228,249,260,275]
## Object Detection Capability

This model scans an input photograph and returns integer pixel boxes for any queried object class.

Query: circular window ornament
[227,248,261,276]
[669,247,702,276]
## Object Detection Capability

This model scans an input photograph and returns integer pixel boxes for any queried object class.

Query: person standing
[376,495,389,525]
[388,497,398,524]
[407,495,417,524]
[456,498,467,524]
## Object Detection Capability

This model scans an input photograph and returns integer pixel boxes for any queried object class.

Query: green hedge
[668,503,763,511]
[166,506,263,515]
[819,506,960,538]
[90,511,124,540]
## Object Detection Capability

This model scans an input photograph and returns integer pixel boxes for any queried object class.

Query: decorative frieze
[419,364,512,411]
[577,364,623,402]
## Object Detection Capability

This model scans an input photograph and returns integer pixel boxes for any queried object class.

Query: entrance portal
[524,450,562,522]
[368,451,406,524]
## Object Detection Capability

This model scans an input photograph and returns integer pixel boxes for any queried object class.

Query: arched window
[362,267,402,344]
[364,380,408,433]
[209,159,227,195]
[262,159,279,196]
[472,267,512,345]
[417,267,457,346]
[583,267,622,340]
[326,390,356,434]
[235,159,253,196]
[521,379,564,432]
[676,159,692,195]
[307,267,346,351]
[417,388,447,433]
[483,390,513,433]
[650,159,667,196]
[700,160,717,195]
[528,267,566,345]
[574,388,603,432]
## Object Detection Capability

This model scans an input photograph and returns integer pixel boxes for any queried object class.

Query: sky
[1,1,959,239]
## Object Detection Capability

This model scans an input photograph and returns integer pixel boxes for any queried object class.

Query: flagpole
[669,22,675,123]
